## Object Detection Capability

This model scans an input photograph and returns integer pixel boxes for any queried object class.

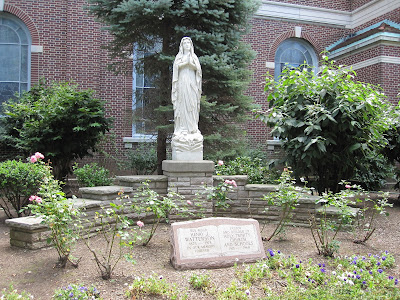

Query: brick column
[162,160,214,219]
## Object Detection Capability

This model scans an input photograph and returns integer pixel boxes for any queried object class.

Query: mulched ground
[1,199,400,300]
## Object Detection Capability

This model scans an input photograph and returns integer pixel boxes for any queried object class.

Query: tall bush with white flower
[257,55,392,194]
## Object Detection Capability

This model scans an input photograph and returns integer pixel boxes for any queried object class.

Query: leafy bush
[0,155,48,218]
[124,143,157,175]
[131,181,196,246]
[27,154,81,268]
[257,56,391,193]
[215,156,280,184]
[73,163,113,187]
[381,106,400,189]
[352,152,394,191]
[53,284,102,299]
[0,81,112,181]
[197,179,237,215]
[309,183,358,257]
[262,168,305,241]
[80,198,141,280]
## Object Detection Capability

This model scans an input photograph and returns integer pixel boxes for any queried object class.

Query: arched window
[0,13,31,106]
[275,38,318,80]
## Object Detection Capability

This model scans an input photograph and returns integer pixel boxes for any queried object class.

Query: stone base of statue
[171,131,203,161]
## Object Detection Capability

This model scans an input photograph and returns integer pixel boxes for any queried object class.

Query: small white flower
[348,280,354,286]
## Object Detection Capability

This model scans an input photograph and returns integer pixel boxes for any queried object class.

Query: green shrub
[73,163,113,187]
[257,56,391,193]
[352,152,394,191]
[124,143,157,175]
[0,81,112,181]
[215,156,280,184]
[0,156,48,218]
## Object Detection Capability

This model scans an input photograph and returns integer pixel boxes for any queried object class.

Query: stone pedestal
[171,132,203,161]
[162,160,214,218]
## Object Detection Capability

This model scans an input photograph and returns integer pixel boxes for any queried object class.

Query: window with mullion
[132,44,160,136]
[0,13,31,107]
[275,38,317,80]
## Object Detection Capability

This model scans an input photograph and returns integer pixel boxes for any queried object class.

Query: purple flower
[377,262,381,266]
[395,279,399,285]
[356,275,361,279]
[389,276,394,280]
[277,250,281,254]
[245,289,250,296]
[362,281,366,285]
[353,271,357,274]
[296,264,300,268]
[382,256,386,261]
[369,271,373,275]
[378,269,383,274]
[69,292,74,297]
[320,268,326,273]
[268,249,274,257]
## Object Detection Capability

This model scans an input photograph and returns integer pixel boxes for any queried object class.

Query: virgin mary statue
[171,37,203,160]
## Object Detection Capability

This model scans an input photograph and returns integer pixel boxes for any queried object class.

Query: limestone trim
[329,33,400,59]
[345,56,400,70]
[0,0,4,11]
[123,135,157,147]
[31,45,43,53]
[255,0,400,29]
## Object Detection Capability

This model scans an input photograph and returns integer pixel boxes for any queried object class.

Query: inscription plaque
[170,218,265,270]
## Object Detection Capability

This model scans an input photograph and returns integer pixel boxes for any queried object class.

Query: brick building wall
[1,0,399,168]
[2,0,133,165]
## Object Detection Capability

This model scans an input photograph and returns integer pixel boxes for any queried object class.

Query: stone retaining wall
[6,170,320,249]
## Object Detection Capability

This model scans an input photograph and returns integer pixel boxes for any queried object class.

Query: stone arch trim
[267,30,323,62]
[3,4,40,44]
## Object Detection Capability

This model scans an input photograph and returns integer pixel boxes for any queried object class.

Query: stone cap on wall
[116,175,168,183]
[162,160,214,173]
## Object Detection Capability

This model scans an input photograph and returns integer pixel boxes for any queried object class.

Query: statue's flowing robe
[171,52,202,136]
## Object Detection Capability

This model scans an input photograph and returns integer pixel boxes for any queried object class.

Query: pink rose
[35,152,44,160]
[217,160,224,166]
[345,184,351,189]
[29,195,42,203]
[231,180,237,188]
[137,221,144,228]
[187,200,193,206]
[30,155,37,163]
[224,179,231,185]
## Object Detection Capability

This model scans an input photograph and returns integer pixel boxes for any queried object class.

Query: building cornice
[347,56,400,70]
[255,0,400,29]
[329,32,400,59]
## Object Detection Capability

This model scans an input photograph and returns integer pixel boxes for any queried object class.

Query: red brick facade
[1,0,399,165]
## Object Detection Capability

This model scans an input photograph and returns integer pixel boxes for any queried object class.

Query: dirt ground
[1,201,400,300]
